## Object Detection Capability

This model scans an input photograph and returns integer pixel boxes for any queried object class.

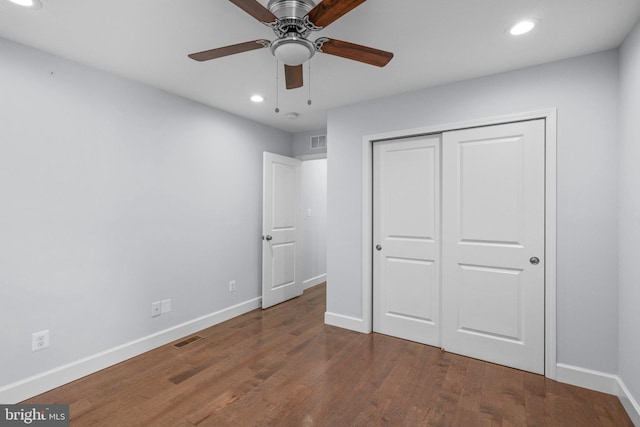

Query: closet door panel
[373,135,441,346]
[442,120,545,374]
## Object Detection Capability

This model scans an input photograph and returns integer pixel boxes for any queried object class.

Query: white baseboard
[556,363,640,425]
[0,297,262,404]
[556,363,621,395]
[303,274,327,290]
[324,312,370,333]
[617,378,640,426]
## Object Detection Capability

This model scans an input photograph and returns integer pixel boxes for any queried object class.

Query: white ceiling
[1,0,639,133]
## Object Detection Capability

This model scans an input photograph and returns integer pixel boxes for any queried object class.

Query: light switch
[161,299,171,314]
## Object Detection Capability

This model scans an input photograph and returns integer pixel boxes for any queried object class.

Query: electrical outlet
[151,301,161,317]
[229,280,236,292]
[161,299,171,314]
[32,330,50,352]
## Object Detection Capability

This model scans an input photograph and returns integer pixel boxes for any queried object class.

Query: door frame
[361,109,557,379]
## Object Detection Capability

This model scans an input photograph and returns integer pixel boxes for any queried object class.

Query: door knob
[376,244,382,251]
[263,235,273,241]
[530,257,540,265]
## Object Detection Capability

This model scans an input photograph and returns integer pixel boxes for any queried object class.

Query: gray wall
[301,159,327,285]
[619,20,640,407]
[294,129,328,287]
[292,128,327,158]
[326,50,620,374]
[0,38,292,387]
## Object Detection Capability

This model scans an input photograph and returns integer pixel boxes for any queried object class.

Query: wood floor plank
[23,283,634,426]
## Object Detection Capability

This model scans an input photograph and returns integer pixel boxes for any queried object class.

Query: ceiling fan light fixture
[8,0,42,8]
[250,94,265,103]
[271,37,315,66]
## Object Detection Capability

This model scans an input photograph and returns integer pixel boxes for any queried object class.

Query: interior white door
[442,120,545,374]
[262,152,303,309]
[373,135,441,346]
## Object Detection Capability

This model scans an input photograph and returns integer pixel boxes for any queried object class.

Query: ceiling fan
[188,0,394,90]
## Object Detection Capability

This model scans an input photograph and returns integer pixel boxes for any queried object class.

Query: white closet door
[373,135,441,346]
[442,120,545,374]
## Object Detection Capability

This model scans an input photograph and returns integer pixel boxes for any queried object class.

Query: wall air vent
[310,134,327,149]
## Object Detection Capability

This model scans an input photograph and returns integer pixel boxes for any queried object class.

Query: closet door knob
[376,244,382,251]
[530,257,540,265]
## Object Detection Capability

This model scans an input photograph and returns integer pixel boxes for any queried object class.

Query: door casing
[360,109,557,379]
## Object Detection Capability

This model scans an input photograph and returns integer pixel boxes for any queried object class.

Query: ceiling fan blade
[188,40,270,62]
[307,0,367,28]
[228,0,278,24]
[317,38,393,67]
[285,65,304,89]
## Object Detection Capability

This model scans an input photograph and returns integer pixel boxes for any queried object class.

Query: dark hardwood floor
[24,284,633,426]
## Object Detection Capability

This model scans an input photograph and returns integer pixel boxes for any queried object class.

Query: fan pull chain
[307,60,312,106]
[275,59,280,114]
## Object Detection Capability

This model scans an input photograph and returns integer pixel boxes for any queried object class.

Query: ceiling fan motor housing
[267,0,315,20]
[267,0,318,66]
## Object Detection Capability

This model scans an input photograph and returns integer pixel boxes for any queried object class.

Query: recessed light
[250,95,264,103]
[8,0,42,9]
[508,19,538,36]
